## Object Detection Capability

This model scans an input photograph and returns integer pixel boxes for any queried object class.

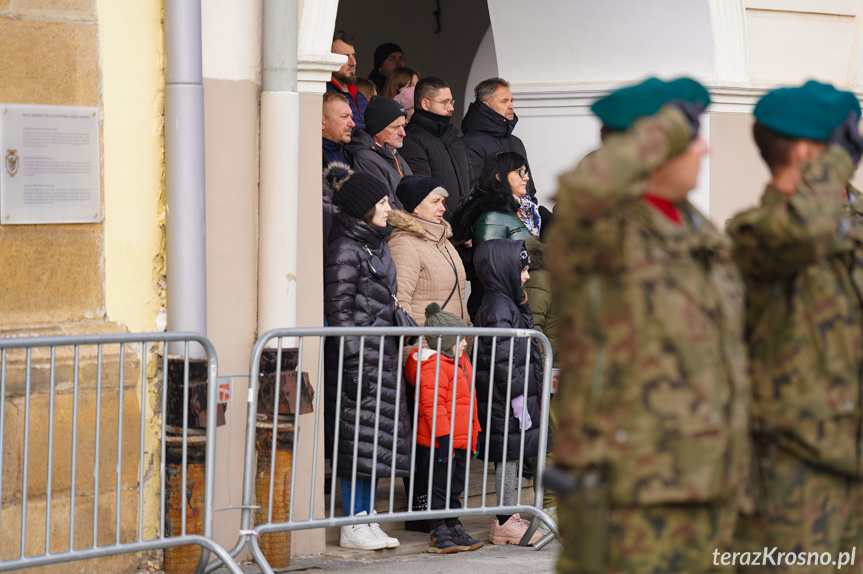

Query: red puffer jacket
[406,348,482,451]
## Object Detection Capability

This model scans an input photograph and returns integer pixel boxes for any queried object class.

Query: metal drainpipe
[258,0,299,335]
[164,0,207,357]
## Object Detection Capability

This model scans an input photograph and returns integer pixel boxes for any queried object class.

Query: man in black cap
[368,42,405,92]
[327,30,368,129]
[345,96,412,206]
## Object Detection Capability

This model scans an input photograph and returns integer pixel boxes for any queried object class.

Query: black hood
[474,238,527,304]
[462,99,518,138]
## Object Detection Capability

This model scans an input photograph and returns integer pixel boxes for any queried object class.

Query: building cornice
[297,51,343,94]
[510,80,863,116]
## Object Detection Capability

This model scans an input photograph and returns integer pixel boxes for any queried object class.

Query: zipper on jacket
[394,153,404,177]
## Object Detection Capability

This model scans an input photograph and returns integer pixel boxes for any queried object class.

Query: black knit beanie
[373,42,403,70]
[396,175,448,214]
[325,162,390,219]
[424,302,467,358]
[365,96,407,137]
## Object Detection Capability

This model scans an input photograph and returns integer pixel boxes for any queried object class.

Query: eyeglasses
[430,99,456,108]
[517,168,529,179]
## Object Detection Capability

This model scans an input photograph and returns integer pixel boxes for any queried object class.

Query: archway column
[297,0,342,94]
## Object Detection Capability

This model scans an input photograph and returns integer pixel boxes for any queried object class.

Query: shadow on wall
[334,0,491,129]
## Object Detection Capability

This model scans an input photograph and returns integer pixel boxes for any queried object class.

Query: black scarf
[414,108,452,126]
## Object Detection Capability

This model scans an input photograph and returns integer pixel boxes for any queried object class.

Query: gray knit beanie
[424,302,467,358]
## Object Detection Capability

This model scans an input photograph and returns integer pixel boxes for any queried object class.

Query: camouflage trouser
[556,494,737,574]
[734,447,863,574]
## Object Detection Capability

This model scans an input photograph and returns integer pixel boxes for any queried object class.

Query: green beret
[591,77,711,131]
[754,80,861,141]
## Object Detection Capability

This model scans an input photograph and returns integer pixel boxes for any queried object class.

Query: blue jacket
[326,80,368,130]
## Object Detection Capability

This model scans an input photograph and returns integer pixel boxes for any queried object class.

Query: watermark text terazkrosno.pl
[713,547,856,569]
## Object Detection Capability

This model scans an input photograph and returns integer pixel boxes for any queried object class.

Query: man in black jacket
[462,78,537,203]
[400,77,472,220]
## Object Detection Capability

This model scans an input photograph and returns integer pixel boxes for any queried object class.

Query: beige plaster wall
[289,92,326,556]
[203,76,260,553]
[708,113,771,229]
[746,2,863,86]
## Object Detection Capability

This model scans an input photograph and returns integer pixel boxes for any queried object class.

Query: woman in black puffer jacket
[323,164,412,540]
[473,238,545,544]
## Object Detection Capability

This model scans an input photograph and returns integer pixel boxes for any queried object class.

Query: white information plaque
[0,103,101,224]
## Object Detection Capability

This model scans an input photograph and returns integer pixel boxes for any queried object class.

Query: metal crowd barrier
[223,326,558,574]
[0,333,242,574]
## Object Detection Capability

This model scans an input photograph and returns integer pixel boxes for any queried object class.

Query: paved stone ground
[204,515,560,574]
[217,539,560,574]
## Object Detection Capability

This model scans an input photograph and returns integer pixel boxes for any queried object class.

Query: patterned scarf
[515,195,541,236]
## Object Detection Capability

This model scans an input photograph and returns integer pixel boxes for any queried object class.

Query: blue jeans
[341,477,379,516]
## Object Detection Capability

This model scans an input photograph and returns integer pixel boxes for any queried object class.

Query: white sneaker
[340,523,387,550]
[369,510,400,548]
[340,512,387,551]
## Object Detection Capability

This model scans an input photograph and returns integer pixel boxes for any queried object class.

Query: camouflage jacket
[729,146,863,477]
[548,106,751,507]
[846,183,863,226]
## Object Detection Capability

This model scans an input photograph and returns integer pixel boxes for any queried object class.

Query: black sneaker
[428,525,460,554]
[449,523,484,551]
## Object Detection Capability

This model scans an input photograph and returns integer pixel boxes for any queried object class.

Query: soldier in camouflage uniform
[728,81,863,573]
[548,77,751,573]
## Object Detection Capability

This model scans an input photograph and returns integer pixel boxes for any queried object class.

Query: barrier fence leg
[254,419,294,568]
[164,435,207,574]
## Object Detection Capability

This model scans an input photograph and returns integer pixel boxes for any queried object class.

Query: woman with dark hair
[451,151,538,321]
[323,163,412,551]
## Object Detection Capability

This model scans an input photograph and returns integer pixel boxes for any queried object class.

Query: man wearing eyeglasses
[399,77,472,220]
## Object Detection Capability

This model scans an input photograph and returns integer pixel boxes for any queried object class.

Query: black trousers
[418,446,468,530]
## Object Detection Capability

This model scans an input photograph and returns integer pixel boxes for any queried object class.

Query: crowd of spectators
[320,30,554,555]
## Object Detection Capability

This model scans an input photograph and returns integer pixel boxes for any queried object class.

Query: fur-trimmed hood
[451,188,519,243]
[388,209,453,240]
[524,236,547,271]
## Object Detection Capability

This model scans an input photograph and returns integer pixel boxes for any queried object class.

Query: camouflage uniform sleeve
[552,105,692,267]
[728,145,855,280]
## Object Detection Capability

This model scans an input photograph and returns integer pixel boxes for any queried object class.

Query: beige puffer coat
[387,209,469,325]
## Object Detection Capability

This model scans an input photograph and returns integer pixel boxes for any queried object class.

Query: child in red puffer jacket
[406,302,484,555]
